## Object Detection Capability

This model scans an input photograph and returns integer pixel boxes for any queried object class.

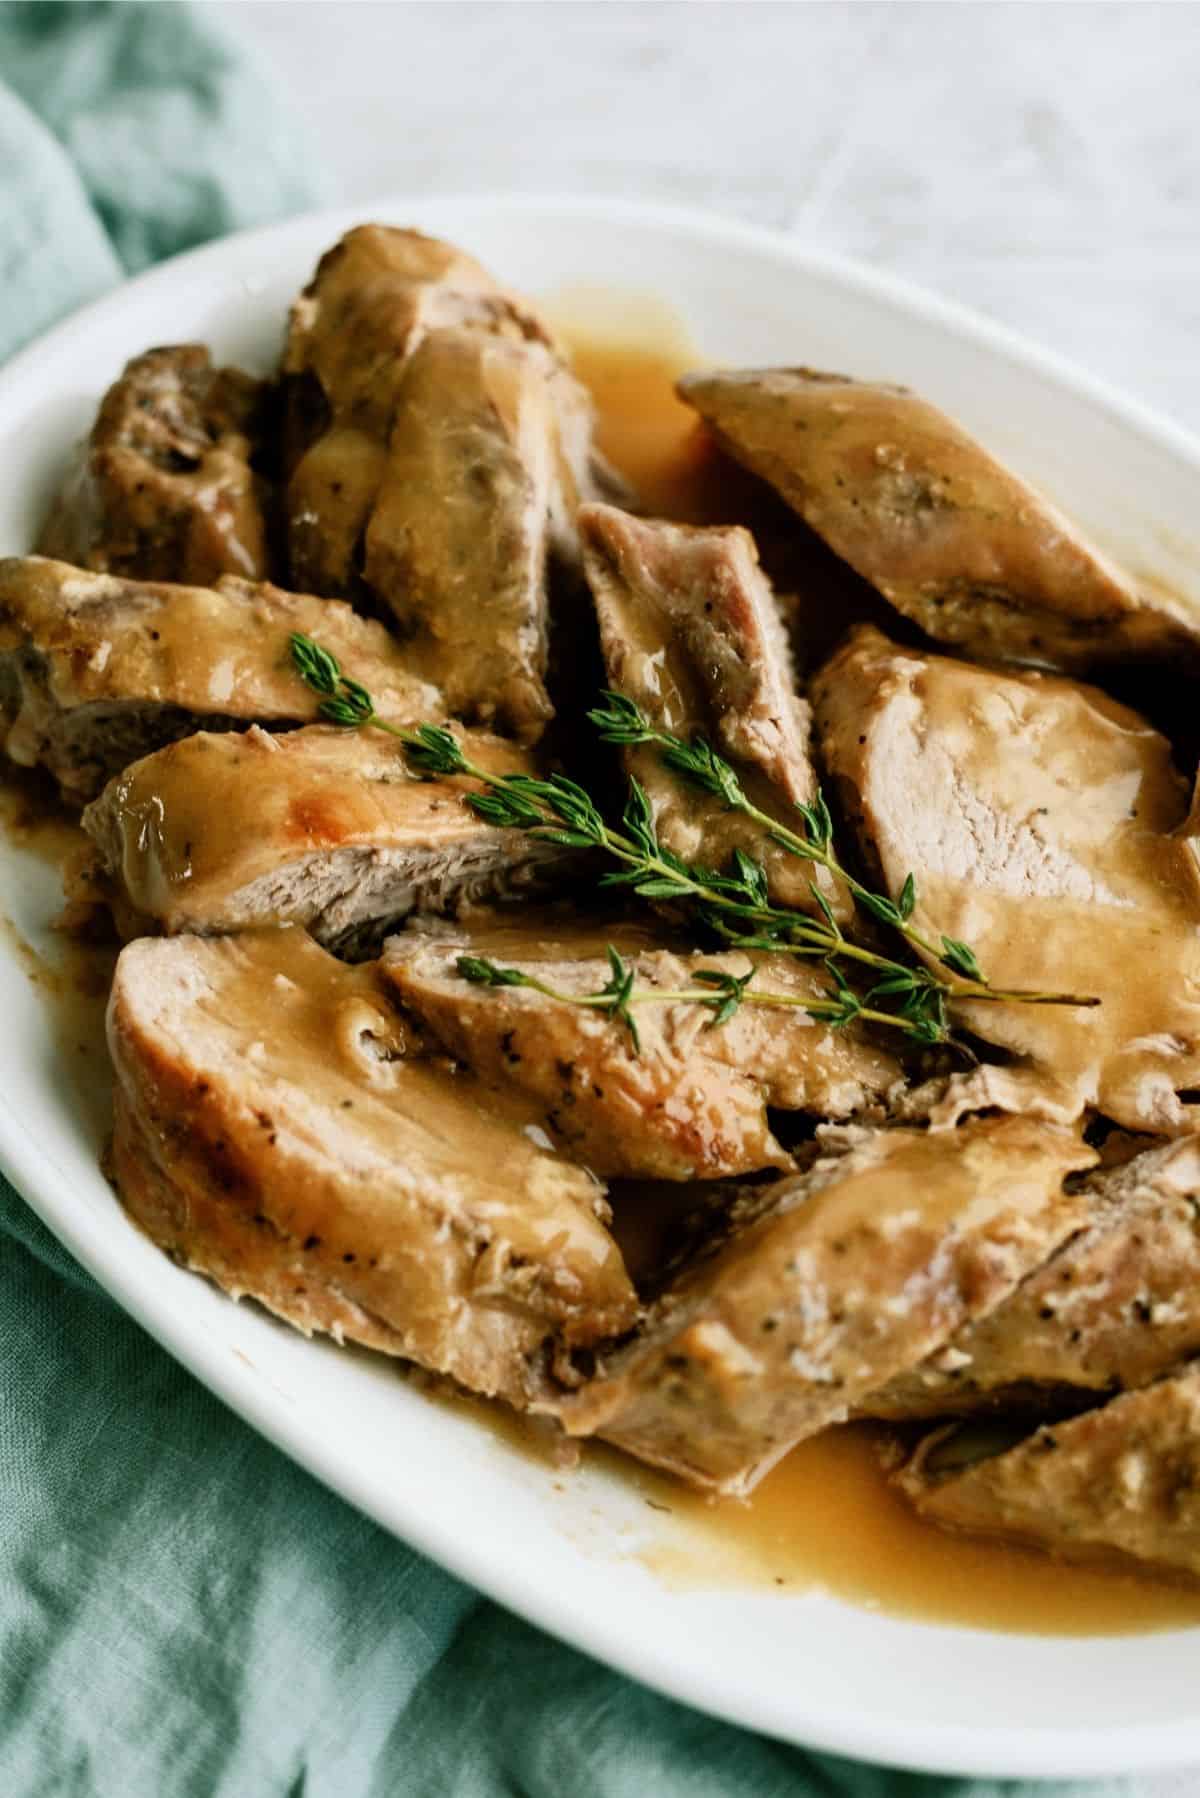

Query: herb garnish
[587,691,999,986]
[290,635,1098,1047]
[289,634,407,735]
[451,950,906,1057]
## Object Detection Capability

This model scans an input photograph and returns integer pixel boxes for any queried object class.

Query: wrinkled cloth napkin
[0,5,1168,1794]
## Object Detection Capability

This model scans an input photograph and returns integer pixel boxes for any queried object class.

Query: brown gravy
[560,309,1200,1634]
[618,1429,1200,1633]
[0,768,116,1143]
[3,302,1199,1636]
[436,1383,1200,1633]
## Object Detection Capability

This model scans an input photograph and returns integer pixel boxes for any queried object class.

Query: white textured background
[219,0,1200,427]
[209,4,1200,1787]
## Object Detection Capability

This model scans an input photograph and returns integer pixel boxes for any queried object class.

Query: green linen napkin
[0,5,1153,1793]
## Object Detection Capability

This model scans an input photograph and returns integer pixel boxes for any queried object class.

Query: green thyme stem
[288,632,410,737]
[392,739,801,934]
[379,721,953,1041]
[454,952,911,1052]
[404,726,1092,1012]
[512,986,919,1035]
[407,736,868,956]
[288,634,1098,1047]
[714,923,1090,1008]
[586,691,1098,1010]
[621,714,952,961]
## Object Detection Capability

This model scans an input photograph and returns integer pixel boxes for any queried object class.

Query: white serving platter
[2,195,1199,1781]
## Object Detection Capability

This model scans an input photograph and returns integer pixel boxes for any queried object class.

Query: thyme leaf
[290,637,1100,1047]
[454,951,909,1049]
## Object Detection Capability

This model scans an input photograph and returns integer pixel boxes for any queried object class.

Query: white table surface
[208,3,1200,1786]
[219,0,1200,432]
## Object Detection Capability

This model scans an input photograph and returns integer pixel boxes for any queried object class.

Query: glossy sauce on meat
[537,318,1200,1627]
[82,723,564,954]
[9,309,1200,1632]
[816,627,1200,1133]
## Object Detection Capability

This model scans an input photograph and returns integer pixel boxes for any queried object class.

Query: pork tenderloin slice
[678,366,1196,670]
[37,345,275,587]
[381,919,901,1180]
[547,1117,1093,1496]
[284,225,555,438]
[107,930,636,1402]
[898,1367,1200,1582]
[866,1137,1200,1419]
[82,724,570,959]
[364,330,566,740]
[814,625,1200,1135]
[578,503,844,917]
[284,224,618,608]
[0,556,441,801]
[284,224,553,597]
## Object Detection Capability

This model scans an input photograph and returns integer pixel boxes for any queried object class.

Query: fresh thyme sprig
[588,691,988,984]
[289,633,407,735]
[393,713,1093,1038]
[392,725,868,978]
[289,634,1098,1047]
[458,946,644,1053]
[454,951,900,1056]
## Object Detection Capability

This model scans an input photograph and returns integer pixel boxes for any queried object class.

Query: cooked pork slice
[107,930,636,1403]
[83,725,568,959]
[364,330,570,739]
[899,1368,1200,1582]
[815,626,1200,1134]
[381,919,901,1180]
[284,224,552,597]
[678,367,1195,671]
[868,1137,1200,1419]
[286,224,553,430]
[0,556,440,802]
[38,346,274,586]
[284,224,615,610]
[549,1118,1092,1495]
[578,503,844,917]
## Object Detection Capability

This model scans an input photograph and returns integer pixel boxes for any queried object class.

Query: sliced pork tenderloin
[38,345,275,586]
[82,725,570,958]
[548,1117,1093,1496]
[898,1366,1200,1583]
[284,224,621,649]
[678,366,1197,671]
[578,502,845,918]
[0,556,441,802]
[364,330,572,739]
[283,224,554,596]
[381,917,902,1180]
[814,625,1200,1135]
[867,1137,1200,1419]
[107,930,637,1403]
